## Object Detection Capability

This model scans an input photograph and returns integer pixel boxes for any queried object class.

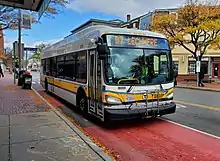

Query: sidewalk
[0,73,112,161]
[177,81,220,92]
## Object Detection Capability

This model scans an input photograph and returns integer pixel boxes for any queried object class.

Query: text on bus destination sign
[115,35,157,47]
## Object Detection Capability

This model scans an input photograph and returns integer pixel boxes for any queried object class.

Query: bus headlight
[105,96,122,104]
[166,92,174,99]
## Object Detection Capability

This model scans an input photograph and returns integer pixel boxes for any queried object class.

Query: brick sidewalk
[177,81,220,92]
[0,73,111,161]
[0,73,50,115]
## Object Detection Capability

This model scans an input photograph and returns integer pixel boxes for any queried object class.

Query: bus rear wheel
[45,79,49,93]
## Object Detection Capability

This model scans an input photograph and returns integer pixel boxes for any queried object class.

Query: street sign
[38,0,51,20]
[13,41,18,56]
[196,61,201,73]
[13,41,24,57]
[21,12,32,29]
[24,47,38,52]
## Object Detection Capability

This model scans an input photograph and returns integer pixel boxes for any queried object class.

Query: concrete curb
[31,87,113,161]
[176,86,220,92]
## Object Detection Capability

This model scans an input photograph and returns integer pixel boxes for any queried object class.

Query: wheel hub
[79,99,85,111]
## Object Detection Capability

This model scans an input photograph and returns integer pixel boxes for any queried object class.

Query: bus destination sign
[107,35,169,50]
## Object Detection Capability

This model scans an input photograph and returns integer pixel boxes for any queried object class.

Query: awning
[0,0,44,11]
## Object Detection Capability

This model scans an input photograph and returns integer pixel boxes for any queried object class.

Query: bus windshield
[104,48,173,85]
[104,35,173,85]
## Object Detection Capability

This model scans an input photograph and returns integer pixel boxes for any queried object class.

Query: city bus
[40,25,176,122]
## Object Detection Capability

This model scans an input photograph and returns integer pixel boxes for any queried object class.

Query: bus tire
[45,79,49,93]
[77,90,88,118]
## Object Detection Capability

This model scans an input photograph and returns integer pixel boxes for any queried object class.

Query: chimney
[127,14,131,22]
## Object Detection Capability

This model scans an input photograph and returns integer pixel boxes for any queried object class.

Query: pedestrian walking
[198,65,205,87]
[0,65,4,78]
[173,66,178,87]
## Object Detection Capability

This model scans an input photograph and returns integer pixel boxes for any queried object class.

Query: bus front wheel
[77,92,88,118]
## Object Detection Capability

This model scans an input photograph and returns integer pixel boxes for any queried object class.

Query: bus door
[50,58,56,93]
[89,50,96,114]
[88,50,103,119]
[96,51,103,120]
[51,76,55,92]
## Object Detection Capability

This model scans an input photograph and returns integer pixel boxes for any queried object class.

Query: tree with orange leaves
[150,0,220,60]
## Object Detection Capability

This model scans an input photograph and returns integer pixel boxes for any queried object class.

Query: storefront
[188,56,209,75]
[212,57,220,78]
[172,54,220,80]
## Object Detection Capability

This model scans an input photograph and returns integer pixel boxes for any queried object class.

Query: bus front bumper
[104,102,176,121]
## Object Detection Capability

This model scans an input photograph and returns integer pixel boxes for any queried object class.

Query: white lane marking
[32,81,37,84]
[160,117,220,140]
[176,104,187,108]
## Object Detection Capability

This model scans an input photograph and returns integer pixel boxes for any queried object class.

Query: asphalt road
[162,87,220,137]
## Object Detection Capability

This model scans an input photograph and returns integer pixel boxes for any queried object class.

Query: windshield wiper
[127,85,133,93]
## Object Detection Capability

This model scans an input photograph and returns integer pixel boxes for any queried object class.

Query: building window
[76,50,87,83]
[188,61,196,74]
[173,61,179,71]
[201,61,208,74]
[188,61,208,74]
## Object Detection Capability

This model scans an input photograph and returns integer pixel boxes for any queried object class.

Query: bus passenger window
[57,56,65,78]
[51,57,57,77]
[65,53,76,80]
[41,59,46,75]
[76,51,87,83]
[46,59,50,76]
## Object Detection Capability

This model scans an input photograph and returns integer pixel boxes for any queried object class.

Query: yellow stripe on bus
[102,88,174,103]
[42,75,174,102]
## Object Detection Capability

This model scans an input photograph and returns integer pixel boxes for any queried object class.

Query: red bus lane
[85,120,220,161]
[34,87,220,161]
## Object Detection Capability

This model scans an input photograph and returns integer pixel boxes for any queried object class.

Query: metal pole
[26,50,28,70]
[196,48,200,87]
[18,9,22,71]
[197,63,199,86]
[13,53,16,84]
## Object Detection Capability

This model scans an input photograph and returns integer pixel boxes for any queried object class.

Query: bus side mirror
[97,44,109,60]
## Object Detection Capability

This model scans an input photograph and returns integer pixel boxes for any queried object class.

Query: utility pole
[18,9,22,71]
[26,49,28,70]
[13,41,17,84]
[196,49,201,87]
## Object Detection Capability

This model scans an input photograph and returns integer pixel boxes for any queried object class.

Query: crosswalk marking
[176,104,187,109]
[32,80,40,84]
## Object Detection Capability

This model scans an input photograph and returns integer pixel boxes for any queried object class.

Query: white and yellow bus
[40,25,176,122]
